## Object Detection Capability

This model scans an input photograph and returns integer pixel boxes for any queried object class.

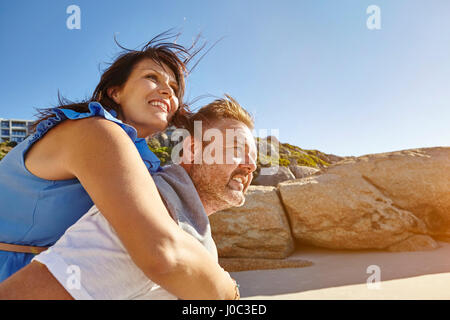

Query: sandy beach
[231,241,450,300]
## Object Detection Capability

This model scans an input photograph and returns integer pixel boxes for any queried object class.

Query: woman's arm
[56,118,236,300]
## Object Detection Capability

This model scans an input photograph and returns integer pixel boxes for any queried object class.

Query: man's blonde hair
[183,94,254,135]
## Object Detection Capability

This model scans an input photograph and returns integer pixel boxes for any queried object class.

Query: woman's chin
[148,118,170,134]
[134,120,168,138]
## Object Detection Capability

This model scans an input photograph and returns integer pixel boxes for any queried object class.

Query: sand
[230,241,450,300]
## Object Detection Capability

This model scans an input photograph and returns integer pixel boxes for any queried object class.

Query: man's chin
[225,190,245,208]
[234,198,245,207]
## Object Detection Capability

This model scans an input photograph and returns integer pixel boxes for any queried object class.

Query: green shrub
[147,137,161,150]
[278,158,290,167]
[148,145,173,166]
[0,142,14,162]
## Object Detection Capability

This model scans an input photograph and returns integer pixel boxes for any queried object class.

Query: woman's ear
[107,87,121,104]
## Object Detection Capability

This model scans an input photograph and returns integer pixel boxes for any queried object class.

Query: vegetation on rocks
[0,141,16,161]
[147,136,173,166]
[254,137,341,179]
[148,146,173,166]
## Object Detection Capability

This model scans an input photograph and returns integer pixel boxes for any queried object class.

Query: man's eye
[234,146,244,156]
[145,74,157,80]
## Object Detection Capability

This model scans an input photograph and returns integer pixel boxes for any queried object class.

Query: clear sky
[0,0,449,156]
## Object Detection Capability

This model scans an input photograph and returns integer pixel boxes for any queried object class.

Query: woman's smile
[148,99,171,113]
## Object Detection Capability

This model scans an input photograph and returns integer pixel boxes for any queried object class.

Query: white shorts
[32,205,176,300]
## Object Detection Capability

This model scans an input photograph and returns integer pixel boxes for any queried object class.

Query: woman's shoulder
[24,103,142,180]
[62,113,127,134]
[61,115,137,149]
[31,102,137,144]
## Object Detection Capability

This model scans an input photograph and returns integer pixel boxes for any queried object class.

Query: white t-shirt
[33,205,177,300]
[32,164,219,300]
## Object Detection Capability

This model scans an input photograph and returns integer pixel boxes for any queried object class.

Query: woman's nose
[158,80,176,97]
[158,86,172,97]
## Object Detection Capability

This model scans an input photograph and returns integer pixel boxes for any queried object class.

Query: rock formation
[251,166,296,186]
[279,147,450,251]
[209,186,295,258]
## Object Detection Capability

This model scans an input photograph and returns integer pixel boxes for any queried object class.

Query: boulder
[279,147,450,251]
[210,186,295,258]
[158,132,170,147]
[252,166,296,186]
[387,235,439,252]
[219,257,312,272]
[288,165,321,179]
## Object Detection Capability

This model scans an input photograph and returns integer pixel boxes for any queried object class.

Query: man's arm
[0,261,73,300]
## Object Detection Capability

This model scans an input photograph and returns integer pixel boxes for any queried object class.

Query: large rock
[209,186,295,258]
[289,165,321,179]
[279,147,450,251]
[219,257,312,272]
[252,166,296,186]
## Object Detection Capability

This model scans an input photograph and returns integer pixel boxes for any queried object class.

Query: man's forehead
[213,120,255,144]
[224,128,255,146]
[213,119,250,133]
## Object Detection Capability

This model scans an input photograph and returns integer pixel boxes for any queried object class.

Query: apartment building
[0,118,34,143]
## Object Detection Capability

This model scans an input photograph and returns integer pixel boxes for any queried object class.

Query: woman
[0,32,238,299]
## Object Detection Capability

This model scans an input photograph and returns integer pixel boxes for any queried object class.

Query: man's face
[189,119,257,213]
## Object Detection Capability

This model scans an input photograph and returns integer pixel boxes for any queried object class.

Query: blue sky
[0,0,449,156]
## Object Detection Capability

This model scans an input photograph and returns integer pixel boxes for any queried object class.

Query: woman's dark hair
[31,31,203,132]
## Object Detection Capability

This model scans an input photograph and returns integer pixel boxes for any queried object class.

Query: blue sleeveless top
[0,102,162,282]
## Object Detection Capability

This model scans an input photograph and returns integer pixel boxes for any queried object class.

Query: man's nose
[239,158,257,174]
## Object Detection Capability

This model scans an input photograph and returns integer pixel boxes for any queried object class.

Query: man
[0,95,257,299]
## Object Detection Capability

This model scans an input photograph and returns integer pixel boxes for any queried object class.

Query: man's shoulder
[153,164,190,183]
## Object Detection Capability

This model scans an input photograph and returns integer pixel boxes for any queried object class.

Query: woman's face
[110,58,180,138]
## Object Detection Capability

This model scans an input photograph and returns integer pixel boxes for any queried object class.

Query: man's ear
[181,134,204,165]
[180,135,196,165]
[107,86,121,104]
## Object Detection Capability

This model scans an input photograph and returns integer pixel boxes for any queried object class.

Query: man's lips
[228,173,249,191]
[148,99,170,113]
[228,179,244,191]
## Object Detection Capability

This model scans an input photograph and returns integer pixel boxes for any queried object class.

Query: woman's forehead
[135,58,177,81]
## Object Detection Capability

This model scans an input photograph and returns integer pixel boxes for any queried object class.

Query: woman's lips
[148,100,170,113]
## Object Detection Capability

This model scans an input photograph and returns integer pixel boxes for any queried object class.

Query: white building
[1,118,34,143]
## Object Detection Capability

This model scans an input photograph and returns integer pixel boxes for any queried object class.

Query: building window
[12,130,26,136]
[1,130,9,136]
[11,137,24,142]
[11,122,26,128]
[1,122,9,128]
